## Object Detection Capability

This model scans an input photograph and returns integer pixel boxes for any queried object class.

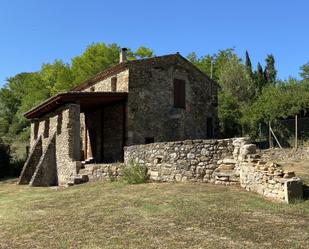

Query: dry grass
[0,179,308,249]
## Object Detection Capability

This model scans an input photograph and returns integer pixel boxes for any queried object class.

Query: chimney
[120,48,127,63]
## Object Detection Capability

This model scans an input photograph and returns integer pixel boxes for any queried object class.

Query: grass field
[0,179,308,249]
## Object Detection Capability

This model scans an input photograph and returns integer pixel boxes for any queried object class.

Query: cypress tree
[245,50,253,80]
[264,54,277,84]
[256,62,265,93]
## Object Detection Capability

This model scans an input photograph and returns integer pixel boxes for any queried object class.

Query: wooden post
[295,115,298,149]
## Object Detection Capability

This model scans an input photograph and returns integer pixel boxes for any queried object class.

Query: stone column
[67,103,81,161]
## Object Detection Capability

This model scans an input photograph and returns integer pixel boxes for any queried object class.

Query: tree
[245,50,253,80]
[218,91,242,137]
[264,54,277,84]
[133,46,154,59]
[187,52,213,78]
[252,62,267,96]
[218,57,254,103]
[300,62,309,80]
[40,60,74,94]
[71,43,120,84]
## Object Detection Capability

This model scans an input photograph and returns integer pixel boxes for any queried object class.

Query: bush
[123,161,148,184]
[0,139,11,178]
[10,158,25,177]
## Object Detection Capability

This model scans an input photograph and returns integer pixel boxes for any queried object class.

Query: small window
[111,77,117,91]
[173,79,186,108]
[44,119,50,138]
[90,86,95,92]
[207,117,213,138]
[145,137,154,144]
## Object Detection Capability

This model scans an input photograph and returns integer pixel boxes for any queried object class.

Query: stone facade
[79,163,124,182]
[19,104,81,186]
[75,54,218,163]
[83,69,129,92]
[126,55,218,145]
[124,138,303,203]
[21,53,218,186]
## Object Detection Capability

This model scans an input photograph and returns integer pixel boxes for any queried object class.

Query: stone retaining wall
[124,138,249,184]
[124,138,303,203]
[79,163,124,182]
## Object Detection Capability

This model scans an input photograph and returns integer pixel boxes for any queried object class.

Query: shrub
[122,161,148,184]
[0,139,11,178]
[10,158,25,177]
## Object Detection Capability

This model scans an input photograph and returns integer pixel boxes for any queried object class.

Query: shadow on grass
[0,177,19,185]
[303,184,309,200]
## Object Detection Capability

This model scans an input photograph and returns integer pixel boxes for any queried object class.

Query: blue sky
[0,0,308,87]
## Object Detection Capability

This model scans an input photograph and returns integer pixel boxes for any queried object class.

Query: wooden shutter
[173,79,185,108]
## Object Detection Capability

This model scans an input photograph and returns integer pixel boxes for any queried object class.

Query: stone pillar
[68,103,81,161]
[56,103,81,185]
[30,120,39,150]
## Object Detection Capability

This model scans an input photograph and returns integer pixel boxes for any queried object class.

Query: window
[173,79,186,108]
[90,86,95,92]
[207,117,213,138]
[111,77,117,91]
[145,137,154,144]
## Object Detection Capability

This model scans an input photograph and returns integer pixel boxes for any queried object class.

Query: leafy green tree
[40,60,74,94]
[71,43,120,84]
[218,56,254,103]
[241,78,309,137]
[218,91,242,137]
[300,62,309,80]
[264,54,277,84]
[133,46,154,59]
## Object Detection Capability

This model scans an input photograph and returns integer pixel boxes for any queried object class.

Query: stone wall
[79,163,124,182]
[18,137,43,185]
[30,132,58,186]
[126,55,218,146]
[124,138,245,184]
[124,138,303,203]
[22,103,81,186]
[83,69,129,92]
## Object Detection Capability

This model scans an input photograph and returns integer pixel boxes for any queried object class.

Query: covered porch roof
[24,92,128,119]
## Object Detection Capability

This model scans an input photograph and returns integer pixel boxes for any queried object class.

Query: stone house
[18,49,218,186]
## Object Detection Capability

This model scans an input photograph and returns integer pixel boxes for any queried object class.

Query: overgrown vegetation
[122,161,148,184]
[0,180,308,249]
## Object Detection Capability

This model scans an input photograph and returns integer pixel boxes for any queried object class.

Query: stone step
[66,174,89,186]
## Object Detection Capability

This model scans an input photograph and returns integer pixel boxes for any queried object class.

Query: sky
[0,0,308,87]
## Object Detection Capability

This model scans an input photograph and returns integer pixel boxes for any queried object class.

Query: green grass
[0,179,308,249]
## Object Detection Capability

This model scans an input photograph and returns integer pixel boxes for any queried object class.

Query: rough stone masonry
[123,137,303,203]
